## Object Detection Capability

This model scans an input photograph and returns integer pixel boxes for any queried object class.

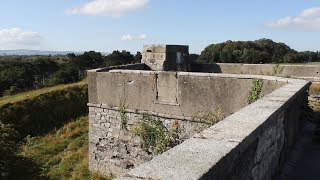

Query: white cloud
[66,0,149,17]
[121,34,133,41]
[120,33,148,41]
[0,28,42,49]
[138,33,147,40]
[267,7,320,31]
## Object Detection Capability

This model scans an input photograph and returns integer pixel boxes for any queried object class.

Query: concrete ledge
[87,103,210,124]
[87,63,150,73]
[105,69,307,84]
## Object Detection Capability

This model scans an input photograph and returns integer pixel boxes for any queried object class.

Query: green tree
[197,39,311,64]
[105,50,134,66]
[134,51,142,63]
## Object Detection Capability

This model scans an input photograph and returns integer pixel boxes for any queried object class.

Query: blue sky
[0,0,320,53]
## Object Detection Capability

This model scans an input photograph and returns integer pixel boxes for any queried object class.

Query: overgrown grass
[0,81,86,106]
[22,116,110,180]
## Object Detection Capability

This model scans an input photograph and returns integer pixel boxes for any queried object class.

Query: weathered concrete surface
[116,78,309,180]
[142,45,189,71]
[88,70,285,118]
[191,63,320,82]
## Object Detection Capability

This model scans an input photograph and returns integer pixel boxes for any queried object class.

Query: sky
[0,0,320,54]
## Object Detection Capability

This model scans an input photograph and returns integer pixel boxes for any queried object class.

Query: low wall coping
[106,69,304,84]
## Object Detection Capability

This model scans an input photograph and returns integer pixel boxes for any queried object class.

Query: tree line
[197,38,320,64]
[1,39,319,96]
[0,50,142,96]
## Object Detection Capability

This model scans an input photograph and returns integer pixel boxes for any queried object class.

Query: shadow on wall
[190,63,222,73]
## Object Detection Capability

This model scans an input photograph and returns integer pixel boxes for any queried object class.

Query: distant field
[0,80,86,106]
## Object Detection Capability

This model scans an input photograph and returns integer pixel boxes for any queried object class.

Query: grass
[0,80,86,106]
[22,116,110,180]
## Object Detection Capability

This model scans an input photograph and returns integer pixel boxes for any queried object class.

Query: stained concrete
[89,70,285,119]
[142,45,189,71]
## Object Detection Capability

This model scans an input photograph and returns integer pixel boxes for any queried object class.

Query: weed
[119,97,128,130]
[247,79,264,104]
[130,114,171,155]
[272,64,284,75]
[198,106,225,125]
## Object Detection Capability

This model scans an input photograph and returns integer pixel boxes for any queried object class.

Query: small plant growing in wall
[193,106,225,133]
[130,114,172,155]
[247,79,264,104]
[119,97,128,130]
[199,106,225,125]
[272,64,284,75]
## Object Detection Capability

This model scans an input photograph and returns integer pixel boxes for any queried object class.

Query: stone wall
[89,106,209,176]
[115,77,309,180]
[87,69,292,178]
[87,64,311,179]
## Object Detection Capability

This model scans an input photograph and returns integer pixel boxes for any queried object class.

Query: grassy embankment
[0,81,86,106]
[0,81,88,137]
[22,116,110,180]
[0,81,109,179]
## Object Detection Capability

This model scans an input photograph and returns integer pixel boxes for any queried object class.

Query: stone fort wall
[87,66,290,178]
[87,61,318,179]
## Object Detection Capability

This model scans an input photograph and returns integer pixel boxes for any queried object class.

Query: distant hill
[0,49,82,56]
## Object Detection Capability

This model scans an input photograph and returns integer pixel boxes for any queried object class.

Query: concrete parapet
[191,63,320,82]
[87,60,314,179]
[116,78,309,180]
